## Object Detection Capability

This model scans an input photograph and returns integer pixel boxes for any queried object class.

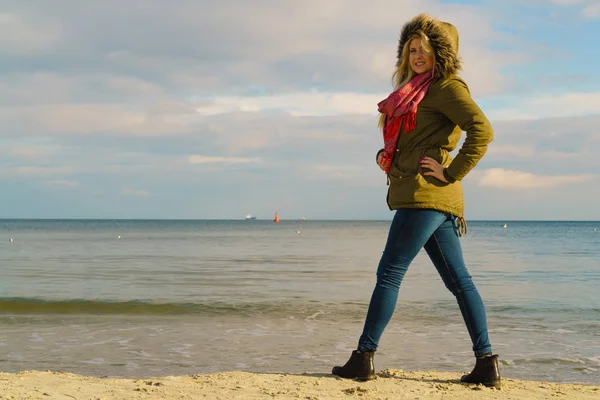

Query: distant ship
[244,214,256,220]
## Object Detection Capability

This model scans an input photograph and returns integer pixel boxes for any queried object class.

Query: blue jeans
[358,209,492,357]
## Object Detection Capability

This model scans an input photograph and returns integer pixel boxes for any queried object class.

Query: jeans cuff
[474,348,493,357]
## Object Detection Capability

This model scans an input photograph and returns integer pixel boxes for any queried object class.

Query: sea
[0,219,598,384]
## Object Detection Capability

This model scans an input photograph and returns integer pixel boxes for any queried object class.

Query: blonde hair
[378,31,436,128]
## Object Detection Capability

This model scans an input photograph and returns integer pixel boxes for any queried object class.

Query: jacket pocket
[416,169,450,188]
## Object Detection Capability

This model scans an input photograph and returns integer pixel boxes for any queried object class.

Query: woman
[331,14,501,388]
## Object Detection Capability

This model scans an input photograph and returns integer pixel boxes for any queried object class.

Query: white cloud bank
[121,187,150,196]
[196,92,386,117]
[477,168,596,189]
[473,91,600,121]
[551,0,600,18]
[188,156,261,164]
[43,180,80,188]
[201,89,600,120]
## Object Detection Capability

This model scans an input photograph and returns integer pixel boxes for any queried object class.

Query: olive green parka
[383,14,493,231]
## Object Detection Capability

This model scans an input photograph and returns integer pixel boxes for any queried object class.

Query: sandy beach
[1,369,598,400]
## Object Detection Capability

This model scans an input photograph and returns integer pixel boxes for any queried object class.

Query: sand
[0,369,598,400]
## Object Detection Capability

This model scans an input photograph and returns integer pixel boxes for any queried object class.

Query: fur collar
[397,14,462,79]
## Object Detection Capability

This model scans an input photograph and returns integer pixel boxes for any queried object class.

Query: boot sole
[462,380,501,389]
[484,381,501,389]
[332,372,376,381]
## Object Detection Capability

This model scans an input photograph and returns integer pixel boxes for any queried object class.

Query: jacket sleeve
[435,78,493,182]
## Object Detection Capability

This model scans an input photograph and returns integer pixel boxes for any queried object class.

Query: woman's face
[409,37,434,75]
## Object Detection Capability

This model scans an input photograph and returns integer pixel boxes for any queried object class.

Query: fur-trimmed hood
[397,14,461,79]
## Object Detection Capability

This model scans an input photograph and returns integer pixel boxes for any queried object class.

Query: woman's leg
[357,208,447,351]
[423,215,492,357]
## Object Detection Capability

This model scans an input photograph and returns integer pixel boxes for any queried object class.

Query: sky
[1,0,599,220]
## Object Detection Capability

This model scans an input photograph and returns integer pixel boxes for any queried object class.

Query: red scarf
[377,71,434,173]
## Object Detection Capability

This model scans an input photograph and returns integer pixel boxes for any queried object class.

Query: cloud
[10,166,78,176]
[485,145,536,158]
[0,102,201,136]
[0,1,520,95]
[477,168,596,189]
[530,92,600,116]
[582,3,600,17]
[121,187,150,196]
[487,91,600,121]
[0,1,532,143]
[188,156,261,164]
[43,180,80,188]
[8,147,46,158]
[0,12,63,54]
[298,163,382,186]
[196,92,385,117]
[484,114,600,174]
[551,0,585,4]
[0,1,597,220]
[550,0,600,18]
[0,73,162,106]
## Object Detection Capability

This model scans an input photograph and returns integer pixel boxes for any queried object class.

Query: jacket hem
[386,203,463,219]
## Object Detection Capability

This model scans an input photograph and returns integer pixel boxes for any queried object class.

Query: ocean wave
[0,297,295,316]
[510,357,588,366]
[2,297,598,322]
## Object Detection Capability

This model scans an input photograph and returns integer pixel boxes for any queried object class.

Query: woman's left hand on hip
[419,156,448,183]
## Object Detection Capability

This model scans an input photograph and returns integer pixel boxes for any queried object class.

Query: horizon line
[1,218,599,222]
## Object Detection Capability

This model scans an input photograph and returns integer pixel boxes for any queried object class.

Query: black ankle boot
[461,354,501,388]
[332,350,375,381]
